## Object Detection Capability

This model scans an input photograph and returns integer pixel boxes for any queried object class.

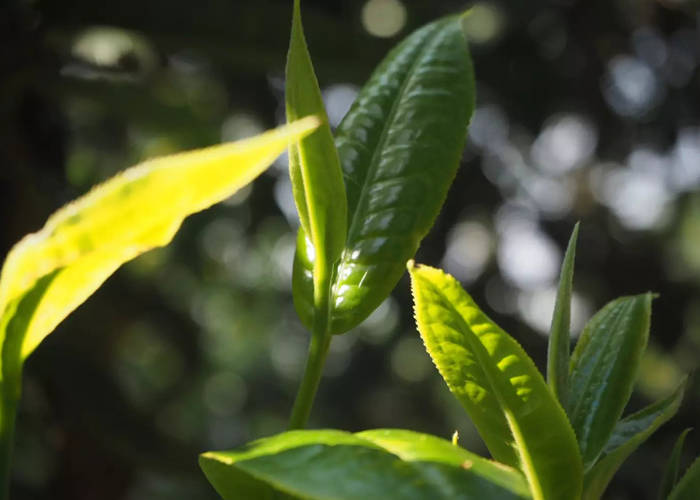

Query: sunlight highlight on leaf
[0,116,320,365]
[409,262,582,500]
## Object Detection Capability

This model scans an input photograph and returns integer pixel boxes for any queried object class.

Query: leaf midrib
[569,300,632,452]
[342,20,447,247]
[416,269,574,500]
[424,274,521,464]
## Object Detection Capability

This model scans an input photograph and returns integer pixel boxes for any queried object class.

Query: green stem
[0,386,18,500]
[288,269,332,430]
[288,320,331,429]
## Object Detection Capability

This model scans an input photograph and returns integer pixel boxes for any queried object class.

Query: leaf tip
[571,220,580,240]
[289,115,322,137]
[406,259,416,271]
[677,374,689,394]
[292,0,302,25]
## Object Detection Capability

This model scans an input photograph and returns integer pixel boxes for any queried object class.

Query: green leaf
[660,429,693,500]
[546,223,579,406]
[200,429,531,500]
[582,379,686,500]
[568,293,652,467]
[0,117,320,371]
[293,13,475,334]
[669,456,700,500]
[409,263,582,500]
[286,0,346,304]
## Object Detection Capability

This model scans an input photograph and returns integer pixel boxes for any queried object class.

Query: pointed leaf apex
[288,115,321,136]
[546,222,580,405]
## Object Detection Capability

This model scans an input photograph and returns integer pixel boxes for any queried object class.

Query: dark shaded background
[1,0,699,498]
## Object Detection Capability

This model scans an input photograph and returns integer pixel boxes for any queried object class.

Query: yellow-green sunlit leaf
[409,262,582,500]
[0,116,320,365]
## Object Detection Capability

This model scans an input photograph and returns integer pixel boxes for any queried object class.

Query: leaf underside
[293,14,475,334]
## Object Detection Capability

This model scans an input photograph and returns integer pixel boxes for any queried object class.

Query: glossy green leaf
[568,293,652,467]
[293,13,475,333]
[668,456,700,500]
[0,117,320,369]
[200,429,531,500]
[286,0,346,302]
[659,428,693,500]
[582,379,685,500]
[546,223,578,406]
[409,263,582,500]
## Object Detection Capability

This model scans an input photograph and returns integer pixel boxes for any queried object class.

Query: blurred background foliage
[1,0,699,498]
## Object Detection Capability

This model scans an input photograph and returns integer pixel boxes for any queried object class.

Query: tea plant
[199,3,698,499]
[0,1,697,499]
[200,225,698,499]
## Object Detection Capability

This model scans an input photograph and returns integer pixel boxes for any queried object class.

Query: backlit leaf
[286,0,346,306]
[409,263,582,500]
[0,117,320,369]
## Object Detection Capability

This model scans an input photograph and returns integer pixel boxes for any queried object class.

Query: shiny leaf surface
[568,294,652,467]
[409,263,582,500]
[286,0,346,300]
[200,429,531,500]
[293,14,475,333]
[582,380,685,500]
[547,223,578,406]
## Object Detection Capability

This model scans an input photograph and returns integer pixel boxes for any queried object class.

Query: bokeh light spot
[602,55,664,118]
[221,113,264,142]
[531,113,598,175]
[68,26,158,79]
[359,297,399,344]
[517,288,591,336]
[361,0,407,39]
[495,213,560,291]
[203,371,247,417]
[323,84,359,128]
[442,220,493,284]
[461,2,505,45]
[390,336,432,382]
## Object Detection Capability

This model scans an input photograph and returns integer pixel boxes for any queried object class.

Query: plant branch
[0,383,18,500]
[288,267,332,430]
